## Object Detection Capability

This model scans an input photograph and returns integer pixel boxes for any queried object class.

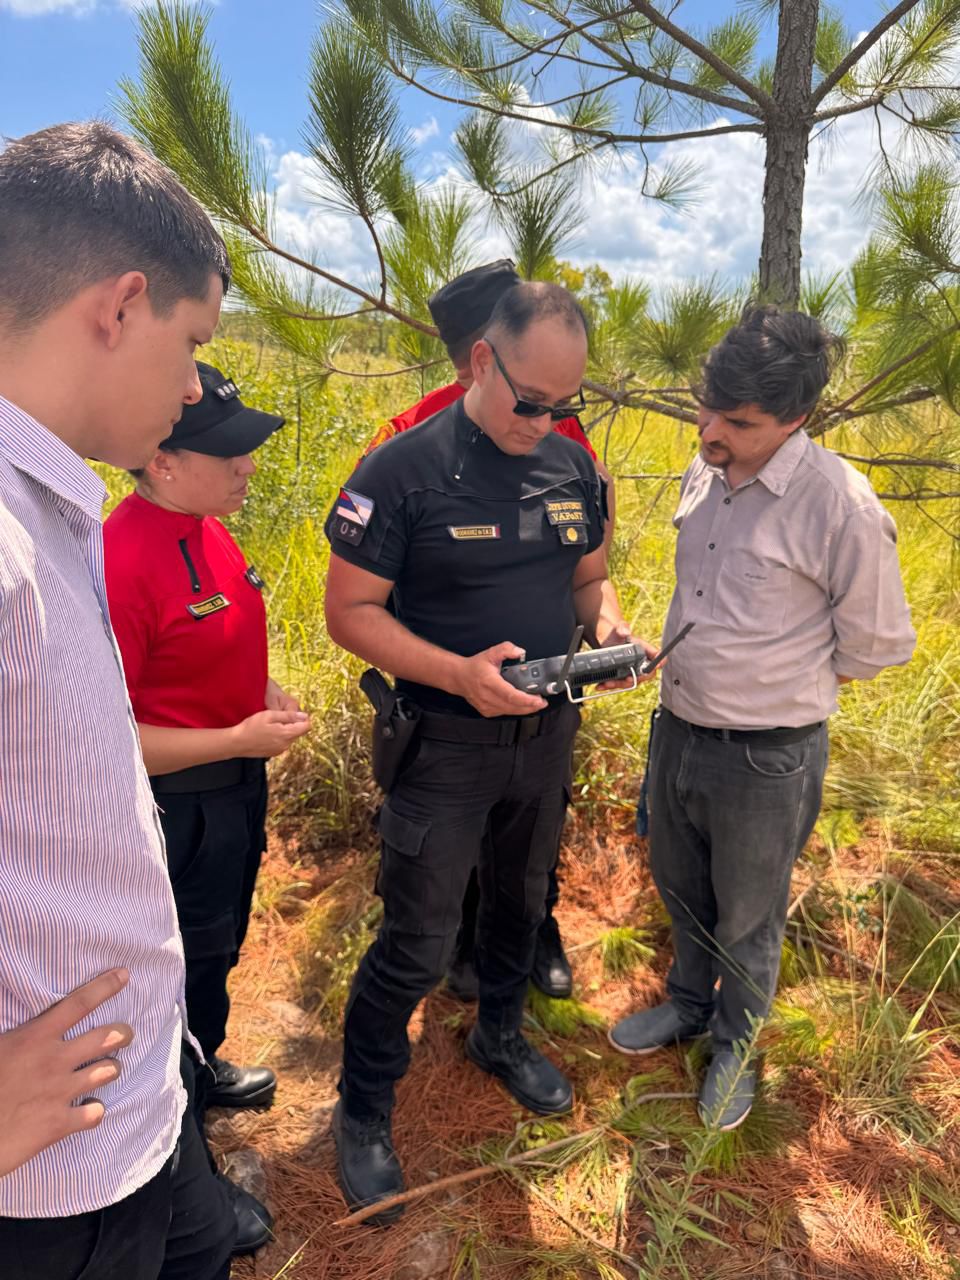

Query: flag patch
[333,488,376,545]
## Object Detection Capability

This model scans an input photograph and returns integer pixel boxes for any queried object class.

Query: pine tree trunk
[758,0,820,307]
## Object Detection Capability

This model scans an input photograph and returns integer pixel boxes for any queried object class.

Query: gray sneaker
[608,1001,708,1056]
[697,1049,756,1131]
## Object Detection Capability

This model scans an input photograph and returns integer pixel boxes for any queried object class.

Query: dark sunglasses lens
[513,399,548,418]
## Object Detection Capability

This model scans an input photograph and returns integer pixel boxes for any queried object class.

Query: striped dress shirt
[0,395,188,1218]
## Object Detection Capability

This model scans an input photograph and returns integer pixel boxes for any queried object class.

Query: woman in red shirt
[104,363,310,1129]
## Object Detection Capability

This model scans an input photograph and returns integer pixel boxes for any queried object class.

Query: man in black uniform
[324,281,652,1221]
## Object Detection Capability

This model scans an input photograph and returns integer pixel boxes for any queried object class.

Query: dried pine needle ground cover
[219,810,960,1280]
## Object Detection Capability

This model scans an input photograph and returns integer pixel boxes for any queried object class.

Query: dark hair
[486,281,589,345]
[446,325,486,370]
[697,304,845,424]
[0,121,230,331]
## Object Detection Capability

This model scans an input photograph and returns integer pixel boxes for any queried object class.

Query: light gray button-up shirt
[660,428,916,729]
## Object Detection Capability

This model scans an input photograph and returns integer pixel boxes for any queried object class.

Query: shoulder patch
[333,487,376,545]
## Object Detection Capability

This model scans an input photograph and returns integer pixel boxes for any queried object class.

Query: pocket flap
[377,802,430,857]
[180,910,237,960]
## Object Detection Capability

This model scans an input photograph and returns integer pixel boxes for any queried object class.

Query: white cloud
[0,0,95,12]
[267,149,382,297]
[1,0,204,11]
[256,106,898,308]
[409,116,440,147]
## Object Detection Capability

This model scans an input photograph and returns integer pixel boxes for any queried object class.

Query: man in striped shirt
[0,123,248,1279]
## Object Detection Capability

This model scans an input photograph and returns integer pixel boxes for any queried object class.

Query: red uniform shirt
[103,492,268,730]
[363,381,597,459]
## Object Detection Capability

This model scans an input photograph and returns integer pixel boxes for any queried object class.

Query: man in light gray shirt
[609,305,916,1129]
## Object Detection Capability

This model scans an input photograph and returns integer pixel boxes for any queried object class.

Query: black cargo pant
[0,1048,236,1280]
[152,759,268,1063]
[341,699,580,1119]
[647,708,829,1047]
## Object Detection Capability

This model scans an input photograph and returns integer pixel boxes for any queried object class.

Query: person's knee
[364,926,459,1000]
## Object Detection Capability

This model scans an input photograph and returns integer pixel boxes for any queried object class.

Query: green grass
[99,333,960,1279]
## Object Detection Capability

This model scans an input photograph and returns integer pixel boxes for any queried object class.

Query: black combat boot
[530,913,573,999]
[465,1021,573,1115]
[332,1101,405,1226]
[206,1055,277,1110]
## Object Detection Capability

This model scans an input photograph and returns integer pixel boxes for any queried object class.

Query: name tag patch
[544,500,586,526]
[334,488,376,546]
[447,524,501,540]
[187,593,231,619]
[557,524,587,545]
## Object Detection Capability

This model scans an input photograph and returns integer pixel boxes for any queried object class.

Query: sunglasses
[486,340,586,422]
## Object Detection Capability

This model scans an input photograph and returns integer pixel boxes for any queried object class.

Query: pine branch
[377,53,760,147]
[520,0,766,117]
[818,323,960,424]
[810,0,925,107]
[323,357,445,378]
[876,489,960,500]
[832,450,960,472]
[243,224,438,337]
[627,0,775,113]
[813,92,886,122]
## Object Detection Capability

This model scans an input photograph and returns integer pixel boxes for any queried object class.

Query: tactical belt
[150,757,265,794]
[662,707,822,746]
[419,699,569,746]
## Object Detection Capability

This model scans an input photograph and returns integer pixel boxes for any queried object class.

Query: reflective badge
[447,525,501,540]
[333,488,375,545]
[186,593,231,619]
[557,524,586,545]
[544,500,586,526]
[246,566,265,590]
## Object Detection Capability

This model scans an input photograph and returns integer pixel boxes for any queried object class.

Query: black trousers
[456,852,561,959]
[153,761,268,1061]
[0,1050,236,1280]
[341,700,580,1118]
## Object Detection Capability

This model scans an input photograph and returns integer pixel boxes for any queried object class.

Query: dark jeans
[0,1050,236,1280]
[341,700,580,1117]
[647,708,829,1047]
[154,761,268,1061]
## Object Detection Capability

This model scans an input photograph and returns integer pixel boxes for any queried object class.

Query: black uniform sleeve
[323,447,410,581]
[585,473,605,554]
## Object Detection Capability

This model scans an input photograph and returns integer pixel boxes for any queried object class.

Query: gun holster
[359,668,422,793]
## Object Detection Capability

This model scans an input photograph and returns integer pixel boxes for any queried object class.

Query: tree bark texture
[758,0,820,306]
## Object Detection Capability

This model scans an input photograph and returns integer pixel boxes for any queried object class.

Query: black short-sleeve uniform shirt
[324,399,604,715]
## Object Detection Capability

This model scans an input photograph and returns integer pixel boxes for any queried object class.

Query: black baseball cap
[428,259,521,347]
[160,362,285,457]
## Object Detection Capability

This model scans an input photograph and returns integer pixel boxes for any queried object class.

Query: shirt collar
[124,489,205,536]
[0,394,106,523]
[704,427,809,499]
[754,428,810,497]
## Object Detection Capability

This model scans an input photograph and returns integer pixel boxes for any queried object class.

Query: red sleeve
[103,535,156,700]
[554,416,597,461]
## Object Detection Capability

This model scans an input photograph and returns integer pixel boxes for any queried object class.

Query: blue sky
[1,0,890,292]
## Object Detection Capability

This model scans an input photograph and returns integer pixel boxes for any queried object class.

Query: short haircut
[446,325,486,370]
[698,303,845,424]
[0,121,231,332]
[486,281,589,346]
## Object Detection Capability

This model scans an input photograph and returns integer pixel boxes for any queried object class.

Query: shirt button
[723,497,732,505]
[708,542,715,550]
[673,678,680,686]
[696,589,703,597]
